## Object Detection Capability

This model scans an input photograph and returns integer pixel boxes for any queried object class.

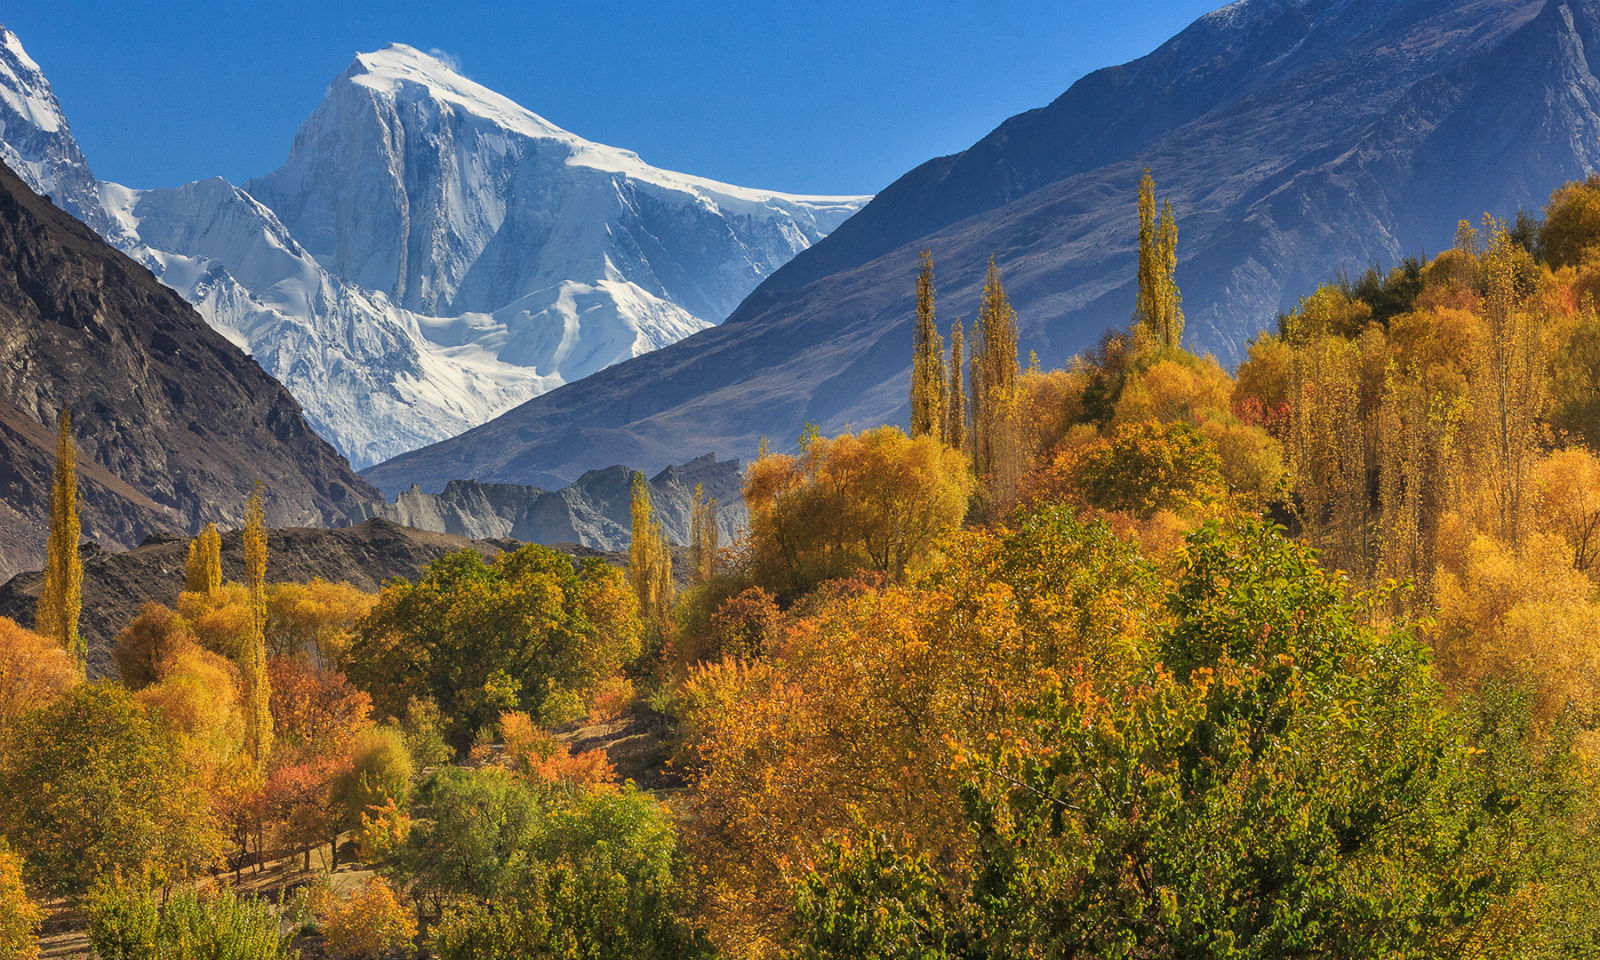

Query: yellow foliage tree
[0,617,76,734]
[242,485,272,770]
[910,250,946,438]
[945,320,967,452]
[36,408,83,676]
[742,426,974,598]
[689,483,719,587]
[184,523,222,595]
[628,471,674,623]
[1134,169,1184,349]
[970,258,1021,497]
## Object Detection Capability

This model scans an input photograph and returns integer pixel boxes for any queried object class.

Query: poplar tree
[971,258,1021,491]
[36,408,84,677]
[910,250,946,437]
[1134,169,1184,349]
[946,320,967,454]
[184,523,222,595]
[689,483,719,586]
[628,472,673,623]
[241,485,271,770]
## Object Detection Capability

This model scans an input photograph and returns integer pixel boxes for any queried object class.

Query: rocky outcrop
[356,453,747,549]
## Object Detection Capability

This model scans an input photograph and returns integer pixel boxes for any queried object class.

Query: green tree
[36,407,83,676]
[348,545,641,750]
[910,250,946,438]
[0,684,222,896]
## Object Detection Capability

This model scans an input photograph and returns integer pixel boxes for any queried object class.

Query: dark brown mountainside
[0,159,381,579]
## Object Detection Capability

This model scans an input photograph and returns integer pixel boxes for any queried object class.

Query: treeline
[3,171,1600,959]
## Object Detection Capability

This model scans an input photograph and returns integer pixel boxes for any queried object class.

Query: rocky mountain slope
[365,0,1600,492]
[356,453,747,548]
[0,158,381,581]
[0,33,867,467]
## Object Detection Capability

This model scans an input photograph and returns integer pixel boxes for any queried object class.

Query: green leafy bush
[86,884,293,960]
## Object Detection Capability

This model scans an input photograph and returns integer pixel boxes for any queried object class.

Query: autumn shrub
[86,883,292,960]
[395,695,452,767]
[347,545,641,750]
[268,654,373,755]
[0,841,41,960]
[322,876,417,959]
[500,711,616,789]
[743,425,974,599]
[588,676,635,722]
[0,616,76,734]
[355,796,412,864]
[428,785,714,960]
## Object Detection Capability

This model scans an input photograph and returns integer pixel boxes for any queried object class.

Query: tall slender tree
[184,523,223,595]
[628,472,673,623]
[1134,169,1184,349]
[689,483,720,586]
[36,408,83,677]
[910,251,946,437]
[241,485,271,770]
[946,320,967,454]
[972,258,1021,491]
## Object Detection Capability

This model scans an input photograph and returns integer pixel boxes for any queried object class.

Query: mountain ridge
[363,0,1593,494]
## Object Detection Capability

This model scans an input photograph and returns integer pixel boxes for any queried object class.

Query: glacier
[0,33,869,468]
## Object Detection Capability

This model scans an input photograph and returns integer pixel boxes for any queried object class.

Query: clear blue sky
[13,0,1224,197]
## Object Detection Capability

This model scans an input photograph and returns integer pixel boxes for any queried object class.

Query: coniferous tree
[241,485,271,770]
[910,251,946,437]
[36,408,83,677]
[946,320,967,454]
[1134,170,1185,349]
[184,523,223,595]
[628,472,673,623]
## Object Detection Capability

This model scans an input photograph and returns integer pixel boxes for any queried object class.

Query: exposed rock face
[363,0,1600,493]
[356,453,747,549]
[0,518,518,678]
[0,158,382,581]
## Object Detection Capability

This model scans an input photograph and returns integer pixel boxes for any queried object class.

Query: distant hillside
[364,0,1600,494]
[356,453,747,548]
[0,158,381,580]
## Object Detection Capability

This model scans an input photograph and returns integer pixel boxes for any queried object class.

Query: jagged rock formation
[364,0,1600,492]
[356,453,746,549]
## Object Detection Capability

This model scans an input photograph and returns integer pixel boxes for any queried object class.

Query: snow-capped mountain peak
[0,27,871,468]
